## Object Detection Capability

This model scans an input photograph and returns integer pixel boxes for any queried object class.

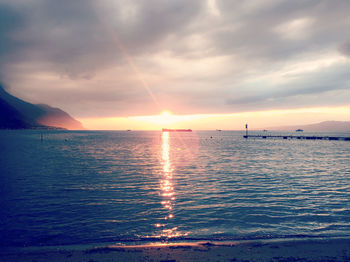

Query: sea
[0,130,350,249]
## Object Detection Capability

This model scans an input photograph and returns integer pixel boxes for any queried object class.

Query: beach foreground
[1,238,350,262]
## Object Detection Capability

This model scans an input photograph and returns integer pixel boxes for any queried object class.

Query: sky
[1,0,350,130]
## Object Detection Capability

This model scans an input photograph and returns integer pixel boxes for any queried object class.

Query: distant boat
[263,129,268,132]
[296,129,304,132]
[162,128,192,132]
[126,129,131,131]
[216,129,222,131]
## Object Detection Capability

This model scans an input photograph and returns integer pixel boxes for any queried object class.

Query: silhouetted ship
[162,128,192,132]
[296,129,304,132]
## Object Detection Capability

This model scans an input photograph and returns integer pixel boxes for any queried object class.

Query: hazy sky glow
[1,0,350,129]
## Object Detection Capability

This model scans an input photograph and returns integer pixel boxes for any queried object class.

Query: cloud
[0,3,23,72]
[0,0,350,117]
[339,40,350,57]
[0,0,203,77]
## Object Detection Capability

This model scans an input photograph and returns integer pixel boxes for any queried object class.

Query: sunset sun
[159,110,173,125]
[160,110,172,117]
[151,110,177,127]
[128,110,197,129]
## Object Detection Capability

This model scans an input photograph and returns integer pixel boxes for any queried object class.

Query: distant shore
[1,238,350,262]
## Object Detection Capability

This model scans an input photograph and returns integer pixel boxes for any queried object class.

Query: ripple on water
[0,130,350,247]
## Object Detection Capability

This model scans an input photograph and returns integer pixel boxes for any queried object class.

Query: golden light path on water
[155,131,181,238]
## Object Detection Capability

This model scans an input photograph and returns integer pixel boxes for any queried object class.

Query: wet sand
[1,238,350,261]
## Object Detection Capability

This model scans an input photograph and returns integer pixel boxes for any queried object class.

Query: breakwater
[243,134,350,141]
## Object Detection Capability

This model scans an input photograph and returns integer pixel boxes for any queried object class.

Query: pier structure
[243,134,350,141]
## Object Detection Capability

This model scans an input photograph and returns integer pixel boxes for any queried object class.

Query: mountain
[0,86,84,130]
[269,121,350,132]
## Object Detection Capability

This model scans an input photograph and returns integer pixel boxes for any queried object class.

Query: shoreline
[1,237,350,261]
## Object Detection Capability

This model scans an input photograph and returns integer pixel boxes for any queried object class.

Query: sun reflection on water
[156,131,181,238]
[162,132,171,173]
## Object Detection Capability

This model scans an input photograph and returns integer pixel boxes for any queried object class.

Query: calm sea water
[0,130,350,248]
